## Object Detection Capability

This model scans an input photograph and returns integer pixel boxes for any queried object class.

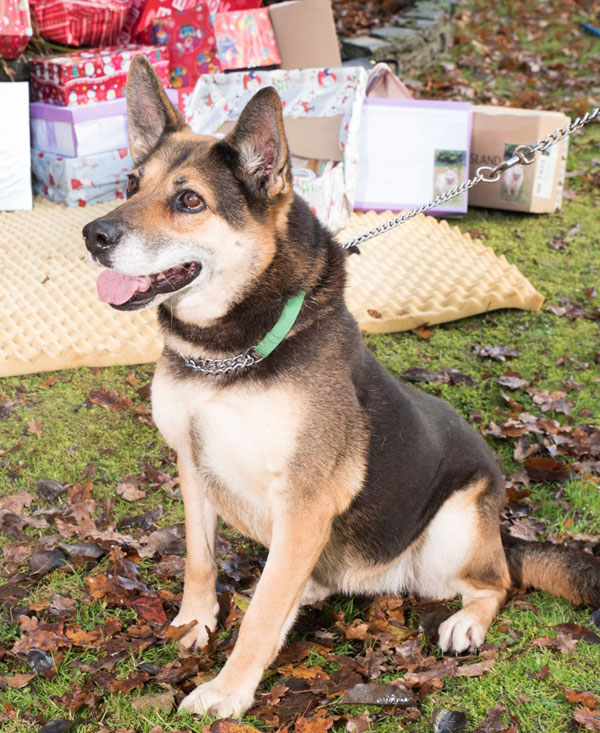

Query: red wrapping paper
[150,4,220,87]
[0,0,33,59]
[31,0,132,47]
[132,0,198,42]
[30,44,169,106]
[214,8,280,71]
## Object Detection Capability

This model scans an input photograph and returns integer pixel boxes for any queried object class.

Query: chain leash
[341,107,599,251]
[179,108,598,375]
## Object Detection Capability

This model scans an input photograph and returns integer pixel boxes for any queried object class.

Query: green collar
[178,291,306,375]
[253,291,306,358]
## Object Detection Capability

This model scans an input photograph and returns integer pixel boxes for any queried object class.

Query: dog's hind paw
[438,609,487,654]
[178,678,255,718]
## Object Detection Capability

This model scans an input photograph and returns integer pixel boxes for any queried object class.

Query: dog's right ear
[126,55,187,165]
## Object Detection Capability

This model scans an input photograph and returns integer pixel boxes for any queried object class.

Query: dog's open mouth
[97,262,202,310]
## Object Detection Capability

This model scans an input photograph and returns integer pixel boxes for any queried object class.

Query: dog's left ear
[126,54,187,164]
[225,87,291,199]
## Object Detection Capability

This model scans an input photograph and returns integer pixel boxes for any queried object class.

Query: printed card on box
[30,44,169,106]
[214,8,280,71]
[0,0,33,59]
[150,5,220,88]
[355,99,472,215]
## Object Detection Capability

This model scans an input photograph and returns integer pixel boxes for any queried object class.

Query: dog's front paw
[438,609,487,654]
[178,678,255,718]
[170,610,217,651]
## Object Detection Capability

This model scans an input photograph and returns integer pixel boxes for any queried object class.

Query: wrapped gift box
[32,147,133,206]
[0,82,32,210]
[132,0,199,43]
[30,0,130,47]
[218,0,260,11]
[188,67,367,231]
[214,8,280,71]
[0,0,33,59]
[30,88,184,158]
[149,4,221,88]
[30,44,169,106]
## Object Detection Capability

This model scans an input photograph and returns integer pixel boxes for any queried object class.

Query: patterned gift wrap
[149,4,220,88]
[0,0,33,59]
[188,67,367,231]
[214,8,280,71]
[132,0,199,43]
[30,44,169,106]
[32,147,133,207]
[30,0,131,47]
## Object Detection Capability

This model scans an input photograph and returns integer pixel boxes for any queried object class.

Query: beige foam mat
[342,211,544,334]
[0,198,163,377]
[0,199,543,378]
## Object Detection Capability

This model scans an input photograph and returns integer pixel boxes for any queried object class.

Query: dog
[503,164,524,198]
[82,56,600,718]
[435,166,458,195]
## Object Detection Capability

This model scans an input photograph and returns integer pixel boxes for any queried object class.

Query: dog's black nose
[83,217,123,256]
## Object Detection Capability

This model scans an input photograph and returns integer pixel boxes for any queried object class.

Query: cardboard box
[30,45,170,106]
[268,0,341,70]
[188,67,366,231]
[32,147,133,207]
[0,82,32,210]
[468,105,570,213]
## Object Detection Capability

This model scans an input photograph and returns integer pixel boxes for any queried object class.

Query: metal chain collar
[180,108,599,375]
[179,349,263,375]
[341,106,599,250]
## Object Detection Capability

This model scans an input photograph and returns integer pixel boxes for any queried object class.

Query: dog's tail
[501,532,600,607]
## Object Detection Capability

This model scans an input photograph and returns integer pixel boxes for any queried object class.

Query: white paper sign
[0,82,32,211]
[355,99,472,215]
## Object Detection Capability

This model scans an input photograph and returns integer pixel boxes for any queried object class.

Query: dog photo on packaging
[82,55,600,718]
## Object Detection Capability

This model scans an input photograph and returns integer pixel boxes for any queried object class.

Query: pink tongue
[97,269,152,305]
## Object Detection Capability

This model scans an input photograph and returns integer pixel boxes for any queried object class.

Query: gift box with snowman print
[31,147,133,207]
[30,44,169,106]
[188,67,367,231]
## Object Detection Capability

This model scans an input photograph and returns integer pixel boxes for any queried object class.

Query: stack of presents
[1,0,571,225]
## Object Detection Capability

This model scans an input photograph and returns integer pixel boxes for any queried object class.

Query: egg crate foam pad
[343,210,544,333]
[0,198,544,377]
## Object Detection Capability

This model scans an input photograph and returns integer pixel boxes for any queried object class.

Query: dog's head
[83,55,293,324]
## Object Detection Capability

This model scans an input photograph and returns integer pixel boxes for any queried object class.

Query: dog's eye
[127,174,139,198]
[178,190,206,211]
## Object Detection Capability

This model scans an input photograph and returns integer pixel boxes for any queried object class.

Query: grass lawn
[1,1,599,730]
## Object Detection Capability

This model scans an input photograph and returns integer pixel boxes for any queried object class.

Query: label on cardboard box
[468,105,569,213]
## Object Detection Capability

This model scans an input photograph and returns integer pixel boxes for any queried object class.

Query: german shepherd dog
[83,56,600,717]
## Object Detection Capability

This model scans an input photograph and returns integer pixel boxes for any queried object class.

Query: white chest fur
[152,362,302,543]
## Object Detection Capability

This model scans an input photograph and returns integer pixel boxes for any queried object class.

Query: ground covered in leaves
[2,1,600,731]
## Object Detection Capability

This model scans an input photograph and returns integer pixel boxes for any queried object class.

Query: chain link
[341,107,599,250]
[179,349,263,375]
